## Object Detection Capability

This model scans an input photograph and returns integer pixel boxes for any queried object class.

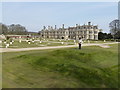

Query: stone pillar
[86,30,89,39]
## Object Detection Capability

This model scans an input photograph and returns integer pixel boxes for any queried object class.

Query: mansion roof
[41,22,99,31]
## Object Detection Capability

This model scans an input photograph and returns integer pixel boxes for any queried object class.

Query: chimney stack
[43,26,46,29]
[48,26,50,30]
[62,24,64,29]
[76,24,78,27]
[88,22,91,26]
[55,25,57,29]
[51,26,53,29]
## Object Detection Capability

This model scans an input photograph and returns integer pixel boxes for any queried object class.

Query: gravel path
[0,42,118,52]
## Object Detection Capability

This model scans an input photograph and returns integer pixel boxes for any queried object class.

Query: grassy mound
[2,44,119,88]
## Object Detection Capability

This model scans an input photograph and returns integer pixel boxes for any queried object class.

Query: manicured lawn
[1,39,115,48]
[2,44,119,88]
[1,40,67,48]
[1,39,78,48]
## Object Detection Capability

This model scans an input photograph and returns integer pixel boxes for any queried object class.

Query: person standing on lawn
[78,37,83,49]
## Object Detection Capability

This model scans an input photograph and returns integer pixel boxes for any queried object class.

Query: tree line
[0,23,28,35]
[98,32,113,40]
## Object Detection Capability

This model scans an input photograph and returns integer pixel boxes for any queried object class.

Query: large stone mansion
[39,22,102,40]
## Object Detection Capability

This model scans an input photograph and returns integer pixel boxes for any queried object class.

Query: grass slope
[2,44,119,88]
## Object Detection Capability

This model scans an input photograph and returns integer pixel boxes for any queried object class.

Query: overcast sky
[1,2,118,33]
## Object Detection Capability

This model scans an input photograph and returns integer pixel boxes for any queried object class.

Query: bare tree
[0,23,9,35]
[8,24,28,35]
[109,19,120,35]
[0,23,28,35]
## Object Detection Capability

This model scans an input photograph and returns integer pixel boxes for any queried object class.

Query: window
[94,31,97,34]
[89,35,92,39]
[94,35,98,39]
[89,31,92,34]
[94,26,98,29]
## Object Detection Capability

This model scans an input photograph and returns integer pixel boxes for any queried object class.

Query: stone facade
[39,22,101,40]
